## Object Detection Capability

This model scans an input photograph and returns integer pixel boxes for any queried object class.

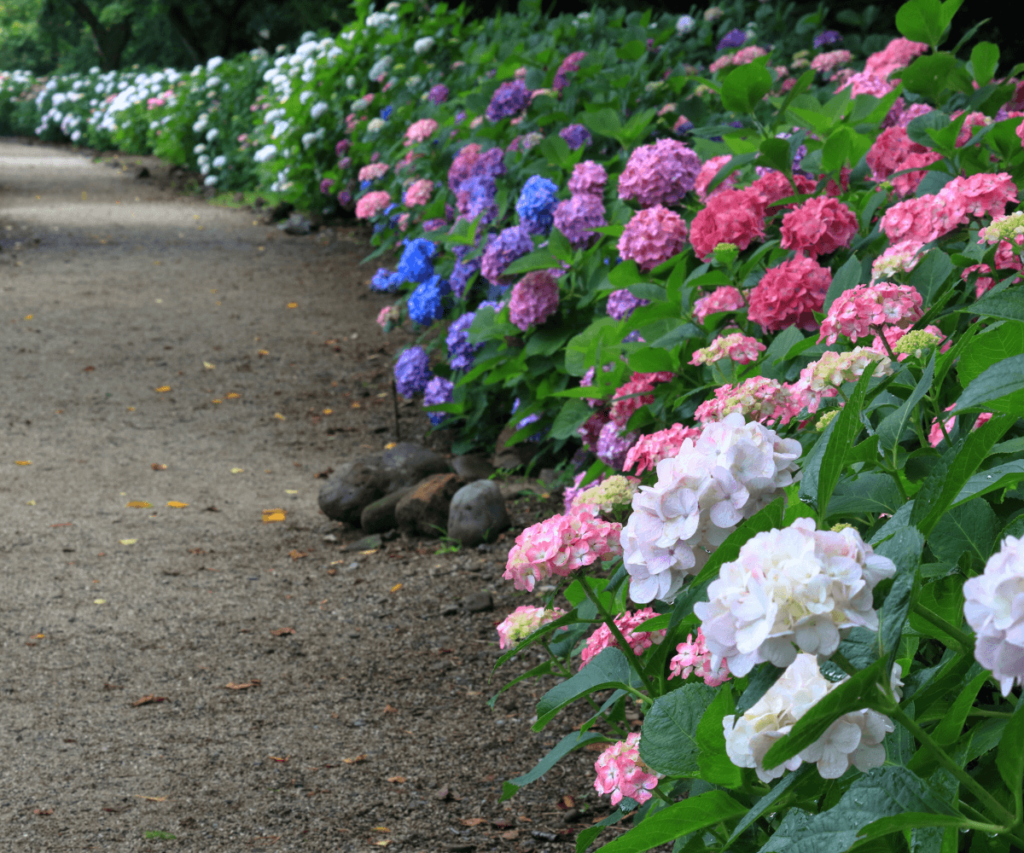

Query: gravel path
[0,141,604,853]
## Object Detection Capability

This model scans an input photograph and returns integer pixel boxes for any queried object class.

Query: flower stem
[581,577,656,697]
[892,706,1017,827]
[910,602,973,652]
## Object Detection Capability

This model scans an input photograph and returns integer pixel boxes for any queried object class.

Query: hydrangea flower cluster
[495,605,566,649]
[503,503,623,592]
[748,256,832,332]
[610,371,675,428]
[571,474,639,514]
[819,283,924,345]
[407,274,450,326]
[723,654,895,782]
[481,225,534,286]
[405,118,437,143]
[596,420,636,470]
[355,190,392,219]
[693,286,746,323]
[623,423,702,475]
[618,205,689,271]
[516,175,559,234]
[605,288,649,320]
[553,194,607,247]
[508,271,560,330]
[397,238,437,284]
[422,375,454,426]
[567,160,607,196]
[866,126,942,196]
[403,179,434,207]
[804,347,893,394]
[810,49,852,73]
[694,155,738,202]
[394,346,432,397]
[870,239,924,281]
[694,377,799,426]
[358,162,389,181]
[929,407,993,448]
[668,628,730,686]
[979,211,1024,245]
[689,188,765,260]
[559,123,592,150]
[593,733,661,806]
[617,139,701,208]
[621,414,802,603]
[371,267,403,293]
[486,79,530,121]
[580,608,665,668]
[964,534,1024,696]
[695,518,896,676]
[691,332,766,366]
[446,311,484,371]
[779,197,858,258]
[428,83,448,104]
[553,51,587,90]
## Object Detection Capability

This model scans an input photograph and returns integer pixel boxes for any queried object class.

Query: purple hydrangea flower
[320,178,335,194]
[596,421,635,469]
[509,271,560,331]
[717,28,747,51]
[559,124,592,151]
[394,346,432,397]
[456,175,498,226]
[481,225,533,287]
[450,258,480,300]
[515,175,559,235]
[552,194,606,247]
[486,79,530,122]
[337,189,353,207]
[428,83,449,104]
[813,30,843,48]
[335,139,350,156]
[423,375,454,425]
[446,312,483,372]
[422,218,446,232]
[407,274,450,326]
[606,288,649,320]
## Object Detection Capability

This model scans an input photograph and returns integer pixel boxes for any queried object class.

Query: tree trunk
[63,0,133,71]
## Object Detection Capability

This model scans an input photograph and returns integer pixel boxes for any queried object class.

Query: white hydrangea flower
[204,174,218,187]
[367,117,386,134]
[299,90,314,105]
[346,75,357,90]
[300,131,317,149]
[676,14,696,33]
[351,96,370,112]
[695,518,895,676]
[205,127,219,142]
[414,36,435,54]
[212,155,227,168]
[253,144,278,163]
[310,101,328,119]
[964,535,1024,696]
[622,413,802,604]
[723,654,895,782]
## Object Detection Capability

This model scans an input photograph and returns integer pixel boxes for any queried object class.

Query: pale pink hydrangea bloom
[669,628,731,686]
[690,332,766,366]
[617,205,689,271]
[617,138,701,207]
[928,406,993,448]
[609,371,675,428]
[723,654,895,782]
[403,179,434,207]
[694,377,799,426]
[693,286,745,324]
[964,534,1024,696]
[819,283,924,345]
[495,605,566,649]
[593,733,661,806]
[624,424,701,475]
[404,118,438,143]
[690,188,766,260]
[838,70,896,98]
[871,240,925,281]
[358,162,390,181]
[355,190,392,219]
[503,504,623,592]
[805,347,893,392]
[696,518,896,676]
[621,413,802,602]
[694,155,738,203]
[780,197,858,259]
[508,271,560,331]
[938,172,1017,219]
[865,36,929,78]
[580,608,666,669]
[748,256,831,332]
[376,305,399,329]
[810,49,852,73]
[568,160,608,196]
[713,45,768,71]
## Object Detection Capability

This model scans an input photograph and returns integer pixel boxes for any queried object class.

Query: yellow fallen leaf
[373,842,391,848]
[226,392,241,399]
[167,501,188,508]
[203,361,216,370]
[287,302,298,309]
[231,467,244,474]
[30,634,44,639]
[212,399,222,404]
[119,539,137,545]
[285,489,298,495]
[155,386,171,393]
[15,460,31,466]
[26,500,35,505]
[273,413,286,420]
[126,501,152,508]
[127,407,135,411]
[360,549,378,556]
[351,402,361,409]
[134,795,167,802]
[342,754,367,764]
[24,314,33,321]
[390,583,403,593]
[372,827,390,833]
[94,599,106,604]
[384,442,396,450]
[258,349,269,356]
[262,509,286,524]
[152,463,167,471]
[322,408,333,415]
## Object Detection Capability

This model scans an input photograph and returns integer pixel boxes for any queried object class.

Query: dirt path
[0,141,601,853]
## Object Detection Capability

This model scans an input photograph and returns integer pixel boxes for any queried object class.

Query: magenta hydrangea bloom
[748,256,832,332]
[596,420,636,469]
[481,225,534,286]
[624,423,701,475]
[508,271,560,331]
[618,139,701,207]
[610,371,675,428]
[581,608,666,669]
[669,628,731,686]
[819,283,924,345]
[553,194,606,247]
[568,160,607,197]
[618,205,688,271]
[553,50,587,90]
[689,188,766,260]
[780,197,859,259]
[403,179,434,207]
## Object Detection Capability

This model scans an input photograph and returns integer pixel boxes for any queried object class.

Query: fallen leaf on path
[187,548,206,555]
[285,489,298,495]
[287,302,298,309]
[268,756,289,763]
[350,402,361,409]
[132,694,167,707]
[390,584,403,593]
[126,406,135,411]
[119,539,137,545]
[372,827,390,833]
[342,754,367,764]
[262,509,286,523]
[155,386,171,393]
[288,550,307,560]
[383,704,398,714]
[94,599,106,604]
[384,442,397,450]
[103,683,123,690]
[212,399,222,404]
[33,809,53,816]
[461,819,487,827]
[258,349,269,356]
[372,841,391,848]
[203,361,215,370]
[167,501,188,508]
[270,627,295,636]
[227,392,241,399]
[501,830,520,840]
[51,522,72,527]
[360,549,378,556]
[231,467,244,474]
[556,795,576,810]
[83,366,95,372]
[24,314,34,321]
[30,634,44,640]
[26,500,35,506]
[225,680,260,690]
[273,413,286,420]
[134,796,167,802]
[126,501,152,508]
[386,776,407,784]
[15,460,31,466]
[151,463,167,471]
[322,408,333,415]
[205,506,220,512]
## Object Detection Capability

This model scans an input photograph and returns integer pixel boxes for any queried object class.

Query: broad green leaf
[953,353,1024,414]
[565,319,619,376]
[757,137,793,174]
[900,53,963,99]
[875,528,924,658]
[798,416,835,508]
[616,40,646,61]
[895,0,944,46]
[575,807,631,853]
[996,702,1024,817]
[827,473,904,517]
[501,729,605,800]
[695,686,743,788]
[533,647,642,729]
[639,684,716,776]
[931,670,990,746]
[582,107,624,141]
[857,813,969,843]
[823,254,861,312]
[726,766,809,844]
[928,499,998,567]
[821,127,852,172]
[968,288,1024,322]
[628,346,675,374]
[953,460,1024,506]
[816,362,875,523]
[594,790,746,853]
[970,41,999,86]
[877,350,935,451]
[627,284,667,302]
[550,398,595,440]
[504,248,559,276]
[609,260,644,288]
[958,322,1024,386]
[721,63,773,115]
[909,250,953,305]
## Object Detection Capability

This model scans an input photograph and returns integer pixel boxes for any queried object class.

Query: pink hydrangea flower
[624,424,701,475]
[780,197,858,259]
[690,332,766,366]
[694,377,799,426]
[819,283,924,345]
[508,271,560,331]
[694,155,738,203]
[838,71,896,98]
[866,126,942,197]
[669,628,731,686]
[593,733,661,806]
[617,139,701,207]
[580,608,666,669]
[355,190,392,219]
[358,162,390,182]
[879,194,966,244]
[693,286,746,324]
[938,172,1017,219]
[929,406,993,448]
[406,118,439,144]
[963,241,1024,297]
[811,49,852,74]
[553,194,606,247]
[750,170,817,214]
[376,305,399,329]
[617,205,688,271]
[748,256,832,332]
[955,111,991,147]
[609,371,675,428]
[864,37,929,79]
[596,421,636,470]
[568,160,608,196]
[403,179,434,207]
[496,605,566,649]
[503,504,623,592]
[689,188,766,260]
[871,240,926,281]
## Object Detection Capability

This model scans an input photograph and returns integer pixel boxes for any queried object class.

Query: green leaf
[970,41,999,86]
[504,248,559,276]
[582,107,624,141]
[627,347,675,374]
[696,686,743,787]
[501,729,605,800]
[721,63,773,115]
[875,528,924,657]
[550,399,595,440]
[928,499,999,567]
[931,670,990,746]
[616,40,646,61]
[953,459,1024,506]
[967,288,1024,322]
[900,53,962,99]
[594,790,746,853]
[827,473,904,517]
[575,807,631,853]
[548,228,573,263]
[533,647,641,729]
[953,353,1024,413]
[821,127,852,172]
[817,362,875,522]
[909,250,953,305]
[877,350,936,452]
[726,766,809,844]
[639,684,716,776]
[609,260,643,288]
[995,703,1024,817]
[757,137,793,174]
[857,813,970,843]
[823,254,861,312]
[958,322,1024,386]
[895,0,944,46]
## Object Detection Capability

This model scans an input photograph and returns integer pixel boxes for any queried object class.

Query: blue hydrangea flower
[456,175,498,226]
[407,274,450,326]
[558,124,592,151]
[511,397,544,442]
[394,346,432,398]
[423,376,454,425]
[813,30,843,48]
[380,105,393,120]
[359,180,372,192]
[446,312,483,372]
[397,238,437,284]
[717,28,746,51]
[515,175,559,235]
[371,267,403,293]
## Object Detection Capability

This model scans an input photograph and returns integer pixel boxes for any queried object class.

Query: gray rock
[451,454,495,483]
[317,459,386,523]
[440,604,459,617]
[360,486,415,534]
[447,480,510,547]
[395,474,461,537]
[280,212,312,235]
[492,425,537,470]
[341,535,381,552]
[379,442,449,492]
[463,591,493,613]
